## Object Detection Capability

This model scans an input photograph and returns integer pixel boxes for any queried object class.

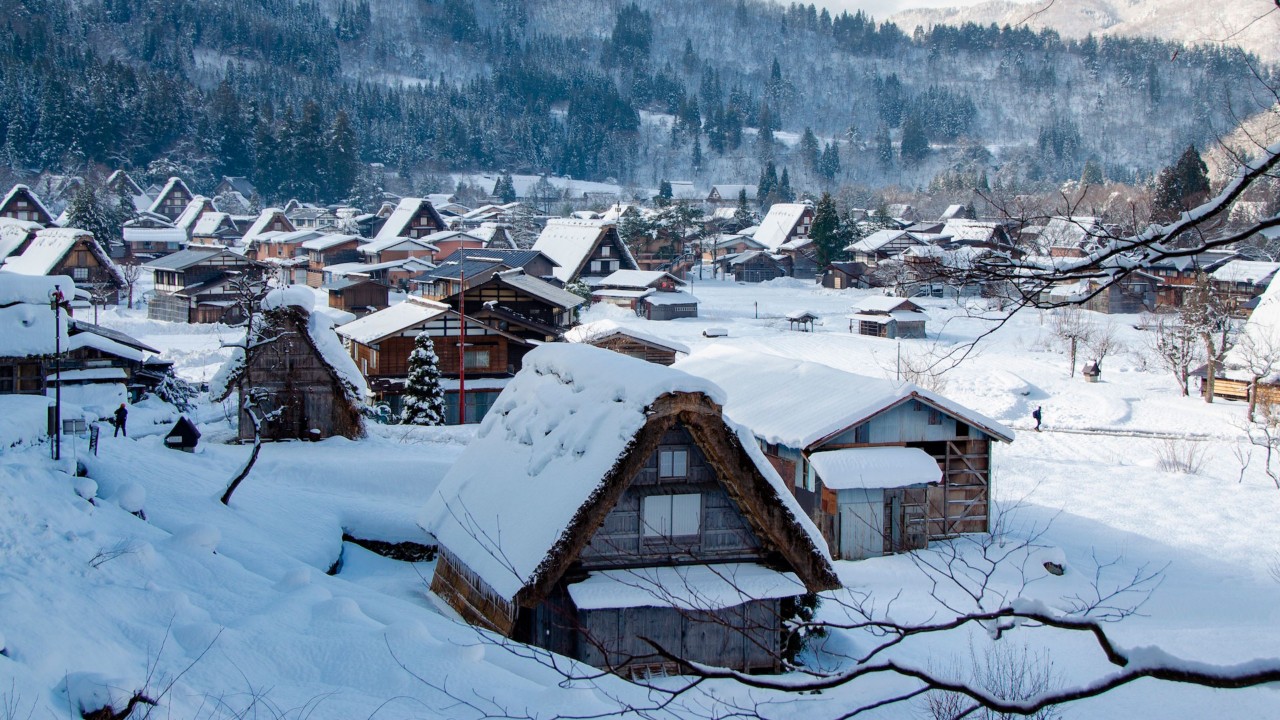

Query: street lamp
[49,285,68,461]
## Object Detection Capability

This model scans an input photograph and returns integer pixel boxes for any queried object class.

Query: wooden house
[1144,251,1235,308]
[335,296,536,423]
[0,217,41,264]
[173,196,217,241]
[533,218,637,285]
[677,347,1014,560]
[300,233,363,287]
[753,203,813,251]
[1194,277,1280,404]
[1045,272,1160,315]
[122,213,185,259]
[1041,216,1109,258]
[0,185,54,225]
[358,236,439,265]
[822,261,869,290]
[564,320,690,365]
[189,212,241,247]
[147,177,195,223]
[1209,260,1279,315]
[324,276,391,316]
[145,248,264,323]
[423,343,839,676]
[3,228,125,304]
[442,267,583,333]
[373,198,447,243]
[939,219,1016,253]
[211,287,366,442]
[241,210,299,257]
[706,184,757,206]
[844,230,938,266]
[848,296,929,339]
[591,269,698,321]
[777,237,820,280]
[421,230,487,258]
[725,250,788,283]
[469,222,517,249]
[324,257,435,290]
[410,249,557,300]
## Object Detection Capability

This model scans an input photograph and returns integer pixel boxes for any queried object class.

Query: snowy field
[2,276,1278,718]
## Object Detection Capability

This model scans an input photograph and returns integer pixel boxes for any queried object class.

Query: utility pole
[50,285,66,461]
[457,261,467,425]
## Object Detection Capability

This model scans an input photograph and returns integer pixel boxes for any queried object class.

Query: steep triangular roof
[374,198,446,242]
[0,185,54,225]
[532,218,636,283]
[422,344,838,608]
[147,177,193,216]
[754,203,810,250]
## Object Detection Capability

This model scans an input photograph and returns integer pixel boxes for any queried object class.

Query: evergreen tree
[1153,145,1211,220]
[818,141,841,183]
[1081,158,1104,185]
[757,161,778,205]
[401,332,446,425]
[799,127,820,174]
[900,113,929,164]
[810,192,842,268]
[733,188,757,227]
[778,167,793,202]
[656,180,673,207]
[324,110,360,204]
[691,136,703,173]
[64,182,120,249]
[493,173,517,203]
[875,124,894,169]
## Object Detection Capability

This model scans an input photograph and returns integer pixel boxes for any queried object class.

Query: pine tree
[818,141,840,183]
[733,188,757,228]
[757,161,778,205]
[900,114,929,164]
[325,110,360,204]
[799,127,820,174]
[875,124,894,169]
[810,192,842,268]
[1153,145,1211,220]
[65,182,119,249]
[1081,158,1104,185]
[656,180,673,207]
[401,332,446,425]
[778,167,793,202]
[494,173,517,203]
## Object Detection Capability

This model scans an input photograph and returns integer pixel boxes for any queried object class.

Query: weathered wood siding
[580,424,765,568]
[590,335,678,365]
[837,488,885,561]
[576,599,782,675]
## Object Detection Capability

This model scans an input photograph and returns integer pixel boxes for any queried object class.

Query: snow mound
[262,285,315,313]
[171,523,220,553]
[115,482,145,514]
[0,394,53,448]
[61,672,142,717]
[73,476,97,502]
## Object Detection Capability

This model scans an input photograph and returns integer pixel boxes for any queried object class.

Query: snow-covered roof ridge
[1,184,53,223]
[675,346,1013,449]
[374,198,444,243]
[753,203,810,250]
[3,228,124,284]
[335,295,450,346]
[563,319,691,354]
[422,344,838,605]
[597,269,685,289]
[532,218,632,283]
[146,177,191,215]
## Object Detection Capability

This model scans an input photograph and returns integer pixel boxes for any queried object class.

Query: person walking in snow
[113,403,128,437]
[1032,405,1042,432]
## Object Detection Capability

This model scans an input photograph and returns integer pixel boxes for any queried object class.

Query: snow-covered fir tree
[401,331,445,425]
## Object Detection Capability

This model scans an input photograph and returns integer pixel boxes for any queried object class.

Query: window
[600,246,611,257]
[590,260,602,273]
[659,448,688,477]
[854,424,869,444]
[642,493,701,538]
[463,349,490,370]
[927,408,943,425]
[73,267,88,281]
[0,365,12,393]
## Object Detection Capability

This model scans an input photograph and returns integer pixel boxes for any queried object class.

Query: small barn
[726,250,788,283]
[423,344,839,677]
[848,296,929,339]
[564,320,691,365]
[210,287,367,442]
[163,416,201,452]
[591,270,699,321]
[822,262,869,290]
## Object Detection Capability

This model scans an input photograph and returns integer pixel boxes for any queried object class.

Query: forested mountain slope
[0,0,1272,202]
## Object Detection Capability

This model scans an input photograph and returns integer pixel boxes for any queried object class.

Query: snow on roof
[809,447,941,490]
[146,177,190,215]
[45,367,128,383]
[335,296,449,345]
[940,204,966,220]
[786,310,820,321]
[325,258,435,276]
[173,197,211,231]
[851,296,926,314]
[598,269,685,289]
[358,236,439,255]
[563,319,691,354]
[262,285,316,313]
[643,290,698,306]
[374,198,441,243]
[1040,216,1105,249]
[1,185,53,222]
[68,333,144,363]
[420,343,730,601]
[567,562,805,611]
[711,184,757,200]
[675,346,1012,449]
[242,209,292,244]
[0,217,40,261]
[2,228,89,276]
[752,203,810,250]
[122,226,187,243]
[592,288,652,300]
[1223,270,1280,380]
[493,269,584,309]
[1210,260,1280,286]
[849,310,927,324]
[300,234,360,251]
[847,229,921,253]
[941,219,1001,243]
[192,212,234,236]
[308,310,369,403]
[532,218,616,283]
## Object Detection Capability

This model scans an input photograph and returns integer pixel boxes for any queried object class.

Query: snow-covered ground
[2,277,1278,718]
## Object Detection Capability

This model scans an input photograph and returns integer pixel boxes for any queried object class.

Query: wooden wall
[591,336,678,365]
[579,424,765,568]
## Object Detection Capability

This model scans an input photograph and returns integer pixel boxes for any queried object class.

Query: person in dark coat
[113,403,128,437]
[1032,405,1042,431]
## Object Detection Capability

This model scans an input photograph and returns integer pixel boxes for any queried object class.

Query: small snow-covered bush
[1156,438,1210,474]
[154,371,198,412]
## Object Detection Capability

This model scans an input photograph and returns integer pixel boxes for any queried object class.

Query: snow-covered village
[2,0,1280,718]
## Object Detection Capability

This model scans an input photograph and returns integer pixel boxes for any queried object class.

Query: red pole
[457,260,466,425]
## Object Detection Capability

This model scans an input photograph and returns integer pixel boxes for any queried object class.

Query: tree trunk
[1069,338,1077,378]
[1203,335,1216,403]
[1249,378,1259,422]
[221,407,265,505]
